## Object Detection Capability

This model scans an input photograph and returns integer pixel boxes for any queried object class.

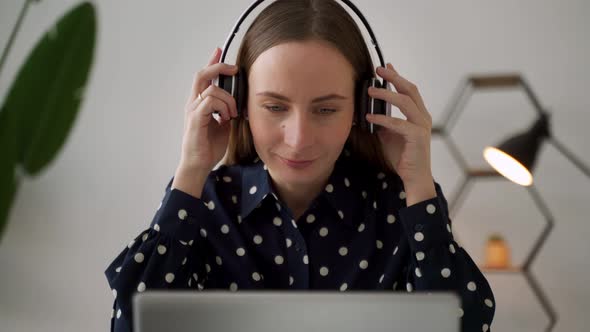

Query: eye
[317,108,336,115]
[263,105,286,112]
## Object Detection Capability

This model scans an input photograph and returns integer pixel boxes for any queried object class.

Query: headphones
[214,0,392,134]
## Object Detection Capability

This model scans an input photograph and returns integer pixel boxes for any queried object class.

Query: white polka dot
[253,235,263,245]
[458,308,464,318]
[232,195,237,204]
[275,202,281,211]
[344,178,350,187]
[320,267,329,276]
[377,172,386,180]
[252,272,261,281]
[216,256,223,265]
[358,223,365,232]
[142,233,148,242]
[137,282,146,292]
[387,214,396,224]
[406,282,413,292]
[221,224,229,234]
[483,323,489,332]
[273,217,282,226]
[263,164,268,170]
[249,186,257,194]
[467,281,477,291]
[414,232,424,242]
[447,223,452,233]
[157,245,167,255]
[340,283,348,291]
[275,255,284,265]
[236,248,246,256]
[115,266,122,273]
[237,215,242,224]
[449,244,456,254]
[188,239,194,246]
[306,214,316,223]
[376,240,383,249]
[112,289,117,299]
[393,246,399,255]
[303,255,309,264]
[207,201,215,210]
[134,253,144,263]
[153,224,160,232]
[373,201,378,210]
[127,240,135,249]
[441,268,451,278]
[289,276,294,285]
[291,219,297,228]
[325,184,334,193]
[338,210,344,219]
[485,299,494,308]
[339,246,348,256]
[193,273,199,281]
[359,260,369,269]
[182,257,187,265]
[426,203,436,214]
[286,238,292,248]
[382,181,388,189]
[178,209,188,220]
[179,240,188,246]
[399,191,406,199]
[362,191,367,199]
[222,176,232,183]
[165,273,175,283]
[416,251,425,261]
[200,228,207,238]
[116,309,122,319]
[205,264,211,273]
[379,274,385,283]
[319,227,329,237]
[415,267,422,277]
[230,282,238,291]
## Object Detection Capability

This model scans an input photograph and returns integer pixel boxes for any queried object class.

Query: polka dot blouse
[105,148,495,332]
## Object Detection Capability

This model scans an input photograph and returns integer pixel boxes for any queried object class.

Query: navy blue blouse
[105,147,495,331]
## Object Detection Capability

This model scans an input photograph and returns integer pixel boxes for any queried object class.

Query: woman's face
[247,40,356,189]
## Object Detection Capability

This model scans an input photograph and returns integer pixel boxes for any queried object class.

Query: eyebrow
[255,91,348,103]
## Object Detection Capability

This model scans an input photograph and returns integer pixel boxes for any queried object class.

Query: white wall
[1,0,588,331]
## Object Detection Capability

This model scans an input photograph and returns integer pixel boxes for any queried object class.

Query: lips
[278,156,315,169]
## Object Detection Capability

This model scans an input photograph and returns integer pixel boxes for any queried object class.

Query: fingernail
[211,47,218,57]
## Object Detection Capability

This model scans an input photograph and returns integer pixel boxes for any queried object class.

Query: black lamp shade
[484,113,550,186]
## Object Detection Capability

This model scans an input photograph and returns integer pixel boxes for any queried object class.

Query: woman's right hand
[178,47,239,173]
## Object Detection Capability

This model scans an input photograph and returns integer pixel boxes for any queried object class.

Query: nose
[283,111,314,152]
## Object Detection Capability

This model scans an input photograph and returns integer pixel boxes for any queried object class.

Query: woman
[105,0,495,331]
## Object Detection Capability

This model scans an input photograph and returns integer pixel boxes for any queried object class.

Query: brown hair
[224,0,392,173]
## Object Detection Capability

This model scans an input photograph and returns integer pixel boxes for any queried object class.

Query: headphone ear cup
[218,68,247,118]
[356,79,371,132]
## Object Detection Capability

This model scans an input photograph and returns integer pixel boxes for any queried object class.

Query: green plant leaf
[0,105,19,240]
[3,2,96,175]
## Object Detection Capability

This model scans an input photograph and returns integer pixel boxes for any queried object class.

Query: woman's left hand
[365,63,434,189]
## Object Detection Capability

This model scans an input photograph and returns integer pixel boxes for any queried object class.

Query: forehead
[248,40,356,95]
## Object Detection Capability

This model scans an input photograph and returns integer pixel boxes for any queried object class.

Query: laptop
[133,290,460,332]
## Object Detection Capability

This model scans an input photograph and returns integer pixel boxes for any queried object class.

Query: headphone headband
[219,0,385,69]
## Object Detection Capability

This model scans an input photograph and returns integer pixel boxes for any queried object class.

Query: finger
[199,96,232,122]
[189,84,238,118]
[365,113,419,138]
[377,64,430,119]
[368,86,429,128]
[195,62,239,99]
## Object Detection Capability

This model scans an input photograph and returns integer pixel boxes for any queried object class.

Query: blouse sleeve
[397,181,496,332]
[104,177,212,332]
